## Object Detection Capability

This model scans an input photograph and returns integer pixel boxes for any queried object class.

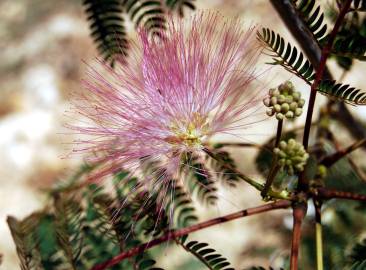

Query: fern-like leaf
[7,214,43,270]
[353,0,366,11]
[184,152,218,205]
[292,0,328,44]
[332,13,366,62]
[165,181,198,228]
[332,36,366,61]
[349,238,366,266]
[54,195,85,269]
[123,0,166,37]
[166,0,196,17]
[257,28,315,84]
[180,238,234,270]
[209,148,240,187]
[83,0,128,65]
[317,80,366,105]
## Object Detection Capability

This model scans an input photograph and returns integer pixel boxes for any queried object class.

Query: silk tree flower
[69,12,265,211]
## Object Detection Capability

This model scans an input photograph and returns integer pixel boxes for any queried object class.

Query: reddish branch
[299,0,353,191]
[321,138,366,167]
[288,1,353,269]
[314,188,366,202]
[90,200,291,270]
[290,202,307,270]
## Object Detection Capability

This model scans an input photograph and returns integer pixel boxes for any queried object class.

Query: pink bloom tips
[70,12,264,208]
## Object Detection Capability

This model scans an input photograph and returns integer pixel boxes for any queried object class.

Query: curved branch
[91,200,291,270]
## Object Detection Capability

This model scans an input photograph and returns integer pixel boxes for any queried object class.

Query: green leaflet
[257,28,315,84]
[317,79,366,105]
[292,0,328,45]
[83,0,128,65]
[180,238,234,270]
[165,0,196,17]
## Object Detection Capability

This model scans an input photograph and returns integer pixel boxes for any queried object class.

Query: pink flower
[69,12,264,200]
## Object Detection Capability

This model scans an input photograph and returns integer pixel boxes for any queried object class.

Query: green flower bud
[271,96,277,105]
[298,99,305,107]
[274,139,309,175]
[274,104,282,113]
[279,141,287,150]
[292,91,301,101]
[266,81,304,120]
[285,111,294,118]
[278,95,286,104]
[285,96,293,103]
[289,102,298,111]
[276,113,284,120]
[281,103,290,113]
[317,165,327,178]
[295,108,303,116]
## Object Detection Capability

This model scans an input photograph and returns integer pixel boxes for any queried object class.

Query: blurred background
[1,0,365,269]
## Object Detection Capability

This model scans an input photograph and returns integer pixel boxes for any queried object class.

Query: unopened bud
[274,139,309,175]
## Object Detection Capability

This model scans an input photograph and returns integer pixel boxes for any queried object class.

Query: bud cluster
[274,139,309,175]
[263,81,305,120]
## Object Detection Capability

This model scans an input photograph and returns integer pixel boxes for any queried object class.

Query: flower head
[69,12,264,209]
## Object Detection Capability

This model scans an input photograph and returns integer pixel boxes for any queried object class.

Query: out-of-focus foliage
[327,2,366,70]
[8,168,166,270]
[8,160,240,270]
[83,0,196,65]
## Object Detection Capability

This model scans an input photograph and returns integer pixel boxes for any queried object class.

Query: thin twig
[261,120,283,197]
[290,202,307,270]
[203,148,291,200]
[314,188,366,202]
[347,157,366,183]
[90,200,291,270]
[275,119,283,147]
[320,138,366,167]
[210,142,261,148]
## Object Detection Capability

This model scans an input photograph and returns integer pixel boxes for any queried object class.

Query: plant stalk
[261,120,283,197]
[203,148,290,200]
[290,202,307,270]
[91,200,291,270]
[314,199,323,270]
[299,0,353,192]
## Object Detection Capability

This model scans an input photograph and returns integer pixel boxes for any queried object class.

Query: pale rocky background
[0,0,365,269]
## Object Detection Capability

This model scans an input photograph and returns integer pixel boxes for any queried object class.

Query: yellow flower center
[165,112,209,148]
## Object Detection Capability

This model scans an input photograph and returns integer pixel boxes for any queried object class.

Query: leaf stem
[261,120,283,197]
[275,119,283,147]
[314,199,323,270]
[203,148,291,200]
[90,200,291,270]
[211,142,261,148]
